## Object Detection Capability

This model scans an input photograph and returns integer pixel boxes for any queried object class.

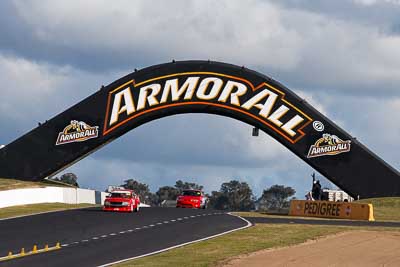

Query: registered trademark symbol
[313,121,324,132]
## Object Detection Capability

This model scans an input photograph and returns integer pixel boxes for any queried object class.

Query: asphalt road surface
[0,207,249,267]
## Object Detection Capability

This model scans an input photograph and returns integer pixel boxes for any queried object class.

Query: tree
[221,180,255,211]
[208,191,229,210]
[210,180,254,211]
[259,184,296,211]
[175,180,203,191]
[121,179,157,205]
[52,173,79,187]
[156,186,179,204]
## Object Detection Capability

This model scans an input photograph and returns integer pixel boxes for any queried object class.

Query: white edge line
[97,213,252,267]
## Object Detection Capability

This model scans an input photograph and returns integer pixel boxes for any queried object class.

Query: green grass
[114,224,400,267]
[0,178,70,191]
[358,197,400,221]
[115,197,400,267]
[0,203,98,219]
[115,224,346,267]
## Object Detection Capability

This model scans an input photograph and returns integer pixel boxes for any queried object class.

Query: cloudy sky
[0,0,399,198]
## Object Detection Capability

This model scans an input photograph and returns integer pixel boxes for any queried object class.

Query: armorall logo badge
[56,120,99,145]
[307,133,351,158]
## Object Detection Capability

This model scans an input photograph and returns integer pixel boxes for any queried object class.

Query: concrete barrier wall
[0,187,106,208]
[77,188,95,204]
[62,188,77,204]
[289,200,375,221]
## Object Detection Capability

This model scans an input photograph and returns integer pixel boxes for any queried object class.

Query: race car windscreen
[181,190,201,196]
[109,192,131,198]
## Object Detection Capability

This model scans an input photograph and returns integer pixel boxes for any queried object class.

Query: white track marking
[98,213,252,267]
[61,212,229,248]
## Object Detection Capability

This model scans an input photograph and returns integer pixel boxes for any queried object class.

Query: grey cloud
[0,2,152,71]
[91,113,288,168]
[0,53,119,144]
[0,1,399,97]
[277,0,400,33]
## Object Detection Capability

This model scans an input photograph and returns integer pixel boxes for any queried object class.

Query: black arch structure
[0,61,399,198]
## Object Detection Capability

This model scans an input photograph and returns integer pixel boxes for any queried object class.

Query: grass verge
[0,203,98,219]
[115,224,382,267]
[115,197,400,266]
[0,178,70,191]
[358,197,400,221]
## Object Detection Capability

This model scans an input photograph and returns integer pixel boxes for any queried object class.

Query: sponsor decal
[103,72,313,143]
[56,120,99,145]
[307,133,351,158]
[345,205,351,216]
[312,120,324,132]
[296,203,302,211]
[304,201,341,217]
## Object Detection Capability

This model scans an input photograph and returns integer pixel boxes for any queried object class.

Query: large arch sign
[0,61,399,198]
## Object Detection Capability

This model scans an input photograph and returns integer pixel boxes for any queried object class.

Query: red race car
[103,189,140,212]
[176,189,208,209]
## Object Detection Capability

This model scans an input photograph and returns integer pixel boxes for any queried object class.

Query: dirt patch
[224,231,400,267]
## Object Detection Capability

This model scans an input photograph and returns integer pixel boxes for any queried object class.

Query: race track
[0,207,250,267]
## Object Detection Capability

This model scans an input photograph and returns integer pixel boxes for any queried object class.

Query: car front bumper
[176,201,201,208]
[103,205,132,212]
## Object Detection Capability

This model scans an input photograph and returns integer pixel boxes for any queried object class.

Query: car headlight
[104,201,110,206]
[121,202,129,206]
